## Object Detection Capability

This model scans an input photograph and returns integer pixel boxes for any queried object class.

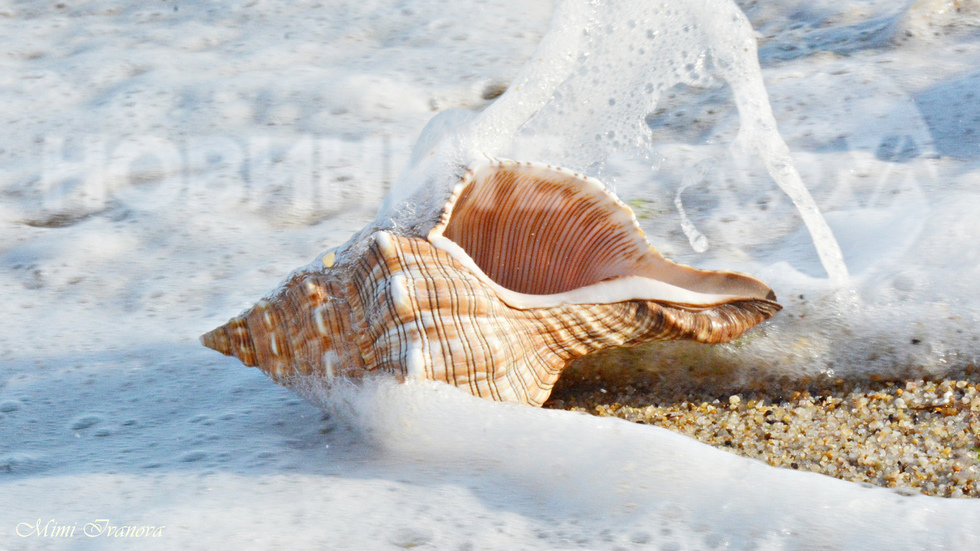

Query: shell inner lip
[425,159,779,311]
[427,233,750,309]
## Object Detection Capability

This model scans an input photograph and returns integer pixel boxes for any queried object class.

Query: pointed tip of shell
[200,317,258,367]
[199,327,225,354]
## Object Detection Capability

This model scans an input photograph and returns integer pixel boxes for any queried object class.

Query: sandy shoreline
[546,365,980,499]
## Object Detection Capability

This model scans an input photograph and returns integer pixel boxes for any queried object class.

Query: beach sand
[547,360,980,499]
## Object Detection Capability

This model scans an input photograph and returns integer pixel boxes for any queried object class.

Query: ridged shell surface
[202,159,781,406]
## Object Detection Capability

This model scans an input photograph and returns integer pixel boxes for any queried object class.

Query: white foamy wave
[295,377,980,548]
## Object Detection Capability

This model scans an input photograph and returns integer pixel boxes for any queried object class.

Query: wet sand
[546,363,980,499]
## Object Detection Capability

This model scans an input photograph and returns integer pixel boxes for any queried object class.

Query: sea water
[1,0,980,548]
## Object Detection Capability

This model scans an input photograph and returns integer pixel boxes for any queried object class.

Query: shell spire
[202,159,781,406]
[201,270,365,382]
[200,316,254,365]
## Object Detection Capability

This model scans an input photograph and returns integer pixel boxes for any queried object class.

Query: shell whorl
[201,159,782,406]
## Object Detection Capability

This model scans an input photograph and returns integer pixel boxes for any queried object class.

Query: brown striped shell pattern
[201,159,781,406]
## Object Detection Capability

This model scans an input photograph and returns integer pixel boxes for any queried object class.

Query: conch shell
[201,159,781,406]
